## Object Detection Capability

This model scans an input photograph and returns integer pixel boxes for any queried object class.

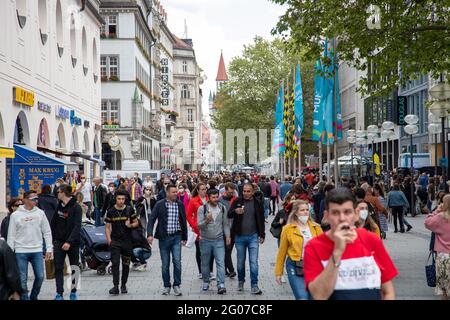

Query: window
[189,131,194,150]
[187,109,193,122]
[100,56,107,77]
[70,14,77,67]
[38,0,48,44]
[181,84,190,99]
[101,101,108,123]
[109,57,118,77]
[102,100,120,124]
[16,0,27,28]
[182,60,188,73]
[108,15,117,35]
[100,56,119,79]
[56,0,63,57]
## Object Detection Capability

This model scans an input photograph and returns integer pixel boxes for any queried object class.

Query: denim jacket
[387,191,410,208]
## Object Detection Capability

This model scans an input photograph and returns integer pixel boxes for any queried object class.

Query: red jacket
[186,195,208,237]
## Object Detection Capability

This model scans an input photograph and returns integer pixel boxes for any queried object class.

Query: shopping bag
[185,227,197,248]
[425,251,436,288]
[45,259,70,280]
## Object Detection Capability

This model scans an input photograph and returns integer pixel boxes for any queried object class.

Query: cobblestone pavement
[18,213,437,300]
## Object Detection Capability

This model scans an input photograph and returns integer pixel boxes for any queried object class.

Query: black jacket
[37,193,58,223]
[0,240,23,300]
[51,197,82,246]
[0,216,10,241]
[92,184,107,209]
[228,196,265,239]
[102,192,116,216]
[147,199,188,241]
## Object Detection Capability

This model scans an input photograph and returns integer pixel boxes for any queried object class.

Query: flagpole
[319,141,322,179]
[286,74,290,177]
[292,65,297,177]
[332,37,339,186]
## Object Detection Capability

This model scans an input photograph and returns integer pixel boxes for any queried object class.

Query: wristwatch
[331,254,341,268]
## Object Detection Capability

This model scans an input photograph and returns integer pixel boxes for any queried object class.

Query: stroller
[80,222,112,275]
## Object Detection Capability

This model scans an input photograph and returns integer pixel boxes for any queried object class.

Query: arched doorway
[14,111,30,145]
[102,142,122,170]
[70,127,79,164]
[37,118,50,147]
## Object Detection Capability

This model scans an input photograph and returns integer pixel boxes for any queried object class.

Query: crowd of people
[1,168,450,300]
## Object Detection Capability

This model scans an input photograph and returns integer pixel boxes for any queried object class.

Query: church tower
[215,50,228,92]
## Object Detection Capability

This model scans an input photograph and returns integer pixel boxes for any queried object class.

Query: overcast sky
[162,0,286,118]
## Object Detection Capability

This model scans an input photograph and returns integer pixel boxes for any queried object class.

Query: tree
[271,0,449,96]
[212,37,317,163]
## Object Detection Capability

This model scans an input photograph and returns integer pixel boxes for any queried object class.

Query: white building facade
[0,0,103,210]
[173,36,204,171]
[99,0,161,170]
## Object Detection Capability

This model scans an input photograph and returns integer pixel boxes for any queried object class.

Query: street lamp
[347,130,356,181]
[381,121,395,186]
[429,77,450,178]
[355,131,367,184]
[367,125,379,185]
[404,114,419,216]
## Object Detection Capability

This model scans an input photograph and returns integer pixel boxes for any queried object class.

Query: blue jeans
[94,207,104,227]
[264,198,270,219]
[133,247,152,264]
[158,234,182,288]
[199,238,226,286]
[286,257,309,300]
[15,252,45,300]
[235,233,259,286]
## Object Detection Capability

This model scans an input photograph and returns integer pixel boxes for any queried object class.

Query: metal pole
[319,142,322,180]
[298,140,302,175]
[327,143,331,183]
[435,133,438,187]
[386,138,390,188]
[410,133,415,216]
[372,140,375,186]
[351,143,354,182]
[442,116,447,179]
[332,37,339,186]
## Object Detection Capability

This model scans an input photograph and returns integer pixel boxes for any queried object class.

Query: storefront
[6,144,76,199]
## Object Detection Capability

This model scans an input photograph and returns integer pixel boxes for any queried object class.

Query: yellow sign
[0,147,15,158]
[13,86,35,107]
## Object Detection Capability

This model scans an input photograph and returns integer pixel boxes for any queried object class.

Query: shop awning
[37,146,105,167]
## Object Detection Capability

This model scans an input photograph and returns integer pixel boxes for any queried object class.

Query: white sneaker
[173,286,182,296]
[198,273,203,279]
[210,272,216,281]
[281,275,287,283]
[136,264,147,272]
[161,287,170,295]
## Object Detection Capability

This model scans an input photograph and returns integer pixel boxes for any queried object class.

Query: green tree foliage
[271,0,449,96]
[212,37,317,162]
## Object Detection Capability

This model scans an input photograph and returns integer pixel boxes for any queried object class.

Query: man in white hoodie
[7,190,53,300]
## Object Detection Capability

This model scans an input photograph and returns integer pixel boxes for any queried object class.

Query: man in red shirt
[304,188,398,300]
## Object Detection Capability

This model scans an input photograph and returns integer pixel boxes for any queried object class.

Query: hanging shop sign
[37,101,52,113]
[70,110,82,126]
[161,58,170,106]
[13,87,35,107]
[55,106,70,119]
[0,146,15,158]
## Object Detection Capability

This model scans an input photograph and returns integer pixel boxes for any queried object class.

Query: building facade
[0,0,103,210]
[99,0,161,171]
[172,36,204,171]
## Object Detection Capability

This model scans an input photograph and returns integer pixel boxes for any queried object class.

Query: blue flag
[323,40,335,145]
[294,64,304,146]
[312,60,325,142]
[273,85,285,154]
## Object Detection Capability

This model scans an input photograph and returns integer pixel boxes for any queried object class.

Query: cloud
[162,0,286,118]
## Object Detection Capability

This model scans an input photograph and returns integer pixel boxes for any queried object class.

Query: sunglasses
[28,197,39,202]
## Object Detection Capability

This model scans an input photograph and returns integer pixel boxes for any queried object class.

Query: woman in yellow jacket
[275,200,323,300]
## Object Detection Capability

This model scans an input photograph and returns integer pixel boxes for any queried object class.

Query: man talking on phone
[304,188,398,300]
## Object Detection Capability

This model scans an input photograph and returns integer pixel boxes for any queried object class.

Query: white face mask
[179,189,185,193]
[81,179,86,183]
[359,210,369,220]
[298,216,309,224]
